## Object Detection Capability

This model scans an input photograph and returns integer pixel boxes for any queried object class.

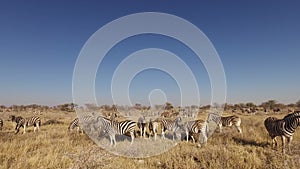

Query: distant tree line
[0,99,300,114]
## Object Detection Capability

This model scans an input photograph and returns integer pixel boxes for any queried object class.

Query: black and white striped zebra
[0,118,3,130]
[68,118,82,133]
[183,119,207,144]
[161,117,182,141]
[137,116,147,138]
[79,115,99,133]
[149,119,159,141]
[96,116,136,146]
[218,115,242,133]
[15,116,41,134]
[264,111,300,154]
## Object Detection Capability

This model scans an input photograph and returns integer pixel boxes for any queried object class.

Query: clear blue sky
[0,1,299,106]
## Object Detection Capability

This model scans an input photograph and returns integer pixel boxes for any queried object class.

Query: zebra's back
[113,120,136,135]
[161,117,181,131]
[184,119,206,133]
[24,116,41,127]
[219,115,242,133]
[221,115,241,126]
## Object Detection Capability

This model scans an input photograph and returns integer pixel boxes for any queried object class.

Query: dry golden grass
[0,111,300,169]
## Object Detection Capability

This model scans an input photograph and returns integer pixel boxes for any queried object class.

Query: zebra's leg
[191,135,195,143]
[236,125,242,134]
[36,123,40,132]
[161,129,165,139]
[130,131,135,145]
[287,136,292,154]
[201,131,208,144]
[186,130,189,142]
[113,134,117,147]
[143,126,146,138]
[34,125,37,132]
[15,125,19,134]
[272,137,278,149]
[172,132,175,141]
[281,136,286,154]
[23,125,26,134]
[109,135,114,146]
[149,130,153,137]
[139,126,143,137]
[154,132,157,141]
[202,132,207,144]
[218,124,222,133]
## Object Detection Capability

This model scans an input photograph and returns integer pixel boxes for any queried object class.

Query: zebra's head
[207,113,221,124]
[175,117,182,123]
[9,115,15,121]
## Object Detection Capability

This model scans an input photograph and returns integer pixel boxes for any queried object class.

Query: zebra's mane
[97,116,110,121]
[284,111,300,120]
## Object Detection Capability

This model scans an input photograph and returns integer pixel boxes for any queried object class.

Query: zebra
[79,115,99,134]
[149,119,159,141]
[218,115,242,133]
[264,111,300,154]
[183,119,207,144]
[96,116,136,146]
[137,116,147,138]
[15,116,41,134]
[68,118,82,133]
[0,118,3,130]
[161,117,182,141]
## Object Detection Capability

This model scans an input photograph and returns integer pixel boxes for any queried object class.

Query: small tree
[261,100,277,110]
[246,102,256,108]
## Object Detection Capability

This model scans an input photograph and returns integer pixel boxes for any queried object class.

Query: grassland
[0,111,300,169]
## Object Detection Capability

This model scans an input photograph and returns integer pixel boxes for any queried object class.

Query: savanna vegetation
[0,101,300,169]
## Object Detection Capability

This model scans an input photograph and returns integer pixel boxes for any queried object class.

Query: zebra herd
[1,111,299,154]
[67,114,242,147]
